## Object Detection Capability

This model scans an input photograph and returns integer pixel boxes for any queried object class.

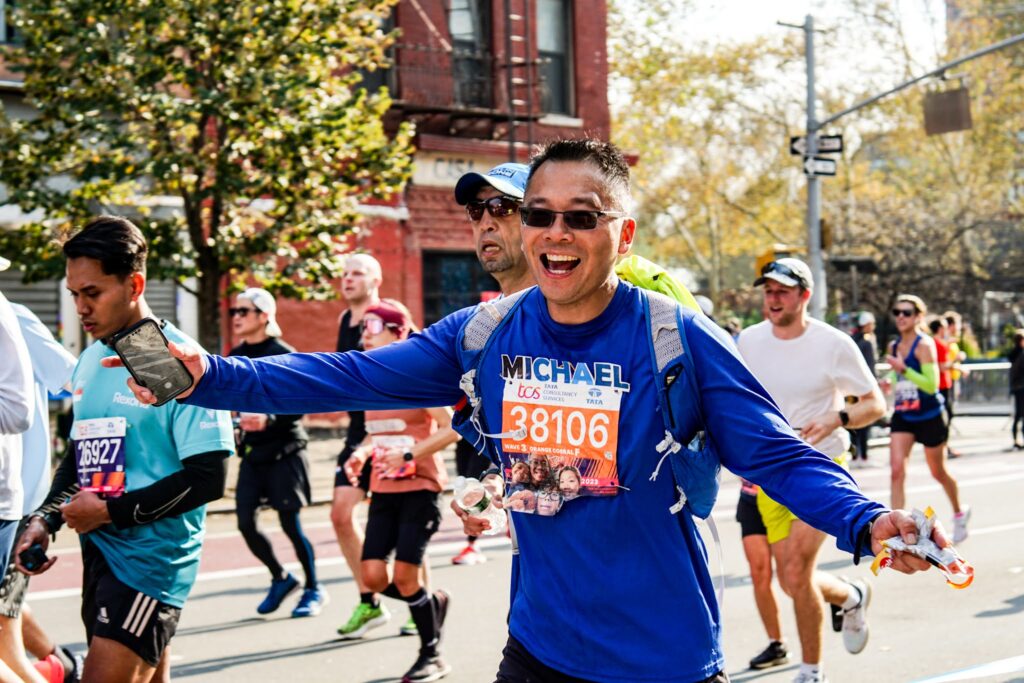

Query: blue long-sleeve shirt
[186,282,884,682]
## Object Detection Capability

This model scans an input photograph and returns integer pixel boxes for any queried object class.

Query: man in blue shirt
[16,216,234,683]
[118,141,941,683]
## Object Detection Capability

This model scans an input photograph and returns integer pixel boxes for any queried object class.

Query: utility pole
[802,14,826,319]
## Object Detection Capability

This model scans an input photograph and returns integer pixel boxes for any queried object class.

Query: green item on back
[615,255,701,313]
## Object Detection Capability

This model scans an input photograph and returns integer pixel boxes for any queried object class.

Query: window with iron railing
[422,251,499,325]
[448,0,493,108]
[537,0,573,115]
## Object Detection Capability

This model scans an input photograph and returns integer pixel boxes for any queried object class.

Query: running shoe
[451,544,487,565]
[749,640,789,670]
[841,578,871,655]
[399,615,418,636]
[953,506,971,544]
[33,654,64,683]
[292,584,329,618]
[337,602,391,639]
[791,670,829,683]
[402,651,452,682]
[257,573,300,614]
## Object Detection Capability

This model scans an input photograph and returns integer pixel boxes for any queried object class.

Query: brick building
[0,0,612,362]
[274,0,613,352]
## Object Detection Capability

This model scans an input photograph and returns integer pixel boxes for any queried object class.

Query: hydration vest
[450,286,721,520]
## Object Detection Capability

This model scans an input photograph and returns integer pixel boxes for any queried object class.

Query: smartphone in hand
[111,319,194,406]
[19,544,49,572]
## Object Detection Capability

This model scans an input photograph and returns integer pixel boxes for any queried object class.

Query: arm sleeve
[685,313,885,555]
[0,300,34,434]
[105,451,229,529]
[32,448,80,534]
[902,363,938,395]
[184,310,472,415]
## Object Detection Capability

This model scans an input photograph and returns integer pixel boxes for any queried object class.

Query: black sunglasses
[519,207,626,230]
[760,261,809,288]
[228,307,258,317]
[891,307,916,318]
[466,196,520,221]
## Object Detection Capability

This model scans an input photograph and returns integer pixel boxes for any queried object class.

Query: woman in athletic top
[884,294,969,543]
[342,299,459,682]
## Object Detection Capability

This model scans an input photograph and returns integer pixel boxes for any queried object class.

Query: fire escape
[384,0,543,160]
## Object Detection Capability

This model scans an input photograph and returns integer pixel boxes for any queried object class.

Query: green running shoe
[337,602,390,640]
[399,615,418,636]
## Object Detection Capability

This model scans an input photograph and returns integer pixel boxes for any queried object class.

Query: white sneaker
[953,506,971,544]
[792,670,829,683]
[841,578,871,655]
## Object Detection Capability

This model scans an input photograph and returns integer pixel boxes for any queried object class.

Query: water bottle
[453,476,506,535]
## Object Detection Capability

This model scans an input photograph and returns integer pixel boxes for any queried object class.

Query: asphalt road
[24,416,1024,683]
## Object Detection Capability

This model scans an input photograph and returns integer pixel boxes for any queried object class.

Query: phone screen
[113,320,194,406]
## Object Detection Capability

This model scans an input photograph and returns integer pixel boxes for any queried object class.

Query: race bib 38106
[498,354,630,516]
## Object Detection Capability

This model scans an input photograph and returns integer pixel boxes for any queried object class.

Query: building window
[358,12,396,96]
[422,251,499,325]
[0,0,18,44]
[448,0,493,108]
[537,0,573,115]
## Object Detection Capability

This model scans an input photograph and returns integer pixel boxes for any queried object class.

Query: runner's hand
[344,448,369,486]
[869,510,949,573]
[885,354,907,374]
[451,474,505,535]
[801,412,842,446]
[450,501,494,536]
[61,491,113,533]
[13,518,56,575]
[239,413,268,432]
[100,341,206,403]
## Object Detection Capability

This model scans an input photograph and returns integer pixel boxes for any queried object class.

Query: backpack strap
[642,290,719,519]
[452,287,535,458]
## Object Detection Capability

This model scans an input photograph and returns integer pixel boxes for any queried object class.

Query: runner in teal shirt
[15,216,233,681]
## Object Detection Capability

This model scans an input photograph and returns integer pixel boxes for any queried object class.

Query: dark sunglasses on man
[228,306,259,318]
[466,196,521,222]
[758,261,810,289]
[519,207,626,231]
[891,307,916,318]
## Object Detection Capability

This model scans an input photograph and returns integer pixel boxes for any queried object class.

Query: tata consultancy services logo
[516,385,542,400]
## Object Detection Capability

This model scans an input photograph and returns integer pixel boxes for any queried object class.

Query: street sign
[803,156,837,177]
[790,134,843,156]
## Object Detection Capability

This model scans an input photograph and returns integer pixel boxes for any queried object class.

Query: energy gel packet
[870,507,974,589]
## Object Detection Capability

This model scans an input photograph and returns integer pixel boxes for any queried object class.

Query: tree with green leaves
[0,0,413,351]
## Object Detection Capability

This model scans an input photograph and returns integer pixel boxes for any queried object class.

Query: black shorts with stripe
[81,541,181,668]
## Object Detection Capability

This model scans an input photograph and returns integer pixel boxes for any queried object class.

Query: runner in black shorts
[228,288,325,619]
[341,300,458,682]
[331,253,387,639]
[884,294,968,543]
[735,481,788,670]
[80,542,180,669]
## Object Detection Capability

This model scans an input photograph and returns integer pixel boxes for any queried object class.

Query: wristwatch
[403,451,415,462]
[839,410,850,427]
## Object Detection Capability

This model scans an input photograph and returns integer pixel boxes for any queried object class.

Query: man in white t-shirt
[738,258,886,683]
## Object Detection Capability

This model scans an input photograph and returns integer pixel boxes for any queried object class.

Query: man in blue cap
[448,163,531,569]
[454,162,533,297]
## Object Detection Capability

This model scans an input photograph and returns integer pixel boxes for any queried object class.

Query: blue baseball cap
[454,162,530,205]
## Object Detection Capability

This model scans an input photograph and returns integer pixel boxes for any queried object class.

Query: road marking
[27,536,513,602]
[909,654,1024,682]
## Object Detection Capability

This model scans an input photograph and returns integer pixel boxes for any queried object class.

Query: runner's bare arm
[801,386,885,446]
